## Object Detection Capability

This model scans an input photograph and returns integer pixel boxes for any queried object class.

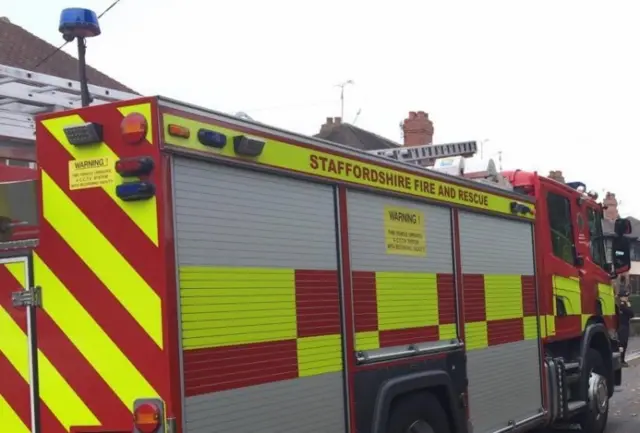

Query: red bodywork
[504,170,617,343]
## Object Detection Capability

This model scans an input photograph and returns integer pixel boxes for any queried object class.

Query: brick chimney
[547,170,565,183]
[402,111,434,147]
[603,192,619,221]
[319,116,342,135]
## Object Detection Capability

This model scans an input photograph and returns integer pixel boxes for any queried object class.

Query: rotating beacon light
[59,8,101,107]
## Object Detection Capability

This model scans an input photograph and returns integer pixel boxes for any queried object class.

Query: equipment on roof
[0,63,137,142]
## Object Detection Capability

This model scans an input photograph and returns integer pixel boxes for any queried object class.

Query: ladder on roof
[367,140,478,164]
[0,64,138,141]
[368,140,514,191]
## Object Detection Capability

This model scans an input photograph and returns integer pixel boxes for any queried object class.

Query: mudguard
[580,323,615,398]
[371,370,466,433]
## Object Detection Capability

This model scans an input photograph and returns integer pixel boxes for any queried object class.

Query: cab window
[547,192,575,264]
[586,207,607,269]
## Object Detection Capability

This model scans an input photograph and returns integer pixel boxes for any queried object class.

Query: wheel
[577,348,609,433]
[386,392,451,433]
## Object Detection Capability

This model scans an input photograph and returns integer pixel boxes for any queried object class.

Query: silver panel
[174,158,337,270]
[347,190,453,273]
[466,341,542,433]
[458,211,534,276]
[458,211,541,433]
[185,374,345,433]
[173,157,345,433]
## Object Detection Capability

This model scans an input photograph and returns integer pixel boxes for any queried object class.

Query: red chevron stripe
[0,353,67,433]
[38,126,163,297]
[0,352,32,431]
[38,221,167,398]
[0,264,130,427]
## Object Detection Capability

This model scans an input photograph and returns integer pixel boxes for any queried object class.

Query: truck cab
[504,169,631,432]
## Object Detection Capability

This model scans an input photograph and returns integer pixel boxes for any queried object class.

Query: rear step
[553,358,588,423]
[567,400,587,413]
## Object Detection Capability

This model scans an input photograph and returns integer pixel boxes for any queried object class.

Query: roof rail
[0,63,138,141]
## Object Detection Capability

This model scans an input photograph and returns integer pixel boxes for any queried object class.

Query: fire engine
[0,63,632,433]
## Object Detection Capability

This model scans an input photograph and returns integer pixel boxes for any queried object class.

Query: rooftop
[0,16,135,93]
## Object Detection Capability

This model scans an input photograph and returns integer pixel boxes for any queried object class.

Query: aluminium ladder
[0,63,138,142]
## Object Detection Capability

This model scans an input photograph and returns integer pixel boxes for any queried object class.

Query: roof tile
[0,17,136,93]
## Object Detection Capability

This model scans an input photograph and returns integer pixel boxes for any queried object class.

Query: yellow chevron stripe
[33,253,158,409]
[5,261,26,286]
[41,171,163,347]
[0,394,30,433]
[41,115,158,245]
[117,102,154,145]
[0,305,99,430]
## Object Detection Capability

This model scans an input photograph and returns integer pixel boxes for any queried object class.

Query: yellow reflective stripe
[376,272,437,331]
[41,115,158,245]
[117,103,154,145]
[484,275,523,321]
[355,331,380,351]
[297,334,342,377]
[0,305,98,429]
[546,315,556,336]
[582,314,590,330]
[0,394,30,433]
[41,171,162,348]
[5,261,26,286]
[180,267,296,349]
[553,276,581,315]
[523,316,538,340]
[465,321,488,350]
[597,283,616,315]
[438,323,457,340]
[33,253,157,408]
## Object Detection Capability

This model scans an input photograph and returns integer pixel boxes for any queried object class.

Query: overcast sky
[5,0,640,215]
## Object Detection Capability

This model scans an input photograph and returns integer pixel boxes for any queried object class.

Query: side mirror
[615,218,632,236]
[612,236,631,273]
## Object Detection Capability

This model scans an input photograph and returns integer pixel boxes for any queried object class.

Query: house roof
[602,216,640,238]
[315,122,399,151]
[0,17,136,93]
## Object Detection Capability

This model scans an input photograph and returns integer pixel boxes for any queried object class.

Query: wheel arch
[580,322,613,398]
[371,369,466,433]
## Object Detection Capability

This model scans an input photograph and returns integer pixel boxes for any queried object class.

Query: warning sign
[69,157,115,191]
[384,206,426,257]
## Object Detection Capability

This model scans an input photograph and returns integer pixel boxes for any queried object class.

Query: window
[631,241,640,262]
[628,275,640,296]
[547,192,575,264]
[586,207,607,269]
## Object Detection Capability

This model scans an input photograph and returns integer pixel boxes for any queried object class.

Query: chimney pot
[334,117,342,124]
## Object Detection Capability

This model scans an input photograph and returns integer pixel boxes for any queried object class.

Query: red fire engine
[0,64,631,433]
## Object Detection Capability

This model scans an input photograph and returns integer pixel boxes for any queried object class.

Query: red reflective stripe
[463,274,486,322]
[487,318,524,346]
[295,270,341,338]
[352,271,378,333]
[183,340,298,396]
[437,273,456,324]
[379,326,439,348]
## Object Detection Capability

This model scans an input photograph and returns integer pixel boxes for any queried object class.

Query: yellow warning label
[383,206,426,256]
[69,157,115,191]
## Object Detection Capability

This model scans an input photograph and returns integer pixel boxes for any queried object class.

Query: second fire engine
[0,63,632,433]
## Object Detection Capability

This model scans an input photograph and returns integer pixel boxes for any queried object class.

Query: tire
[577,348,609,433]
[386,392,451,433]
